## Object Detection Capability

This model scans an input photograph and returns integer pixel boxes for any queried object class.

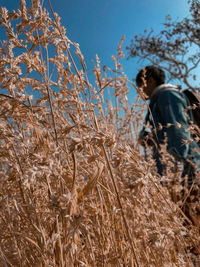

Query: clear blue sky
[1,0,190,100]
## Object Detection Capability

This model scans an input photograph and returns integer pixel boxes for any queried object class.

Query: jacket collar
[150,84,181,101]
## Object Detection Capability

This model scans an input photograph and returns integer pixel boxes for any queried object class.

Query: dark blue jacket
[148,84,200,184]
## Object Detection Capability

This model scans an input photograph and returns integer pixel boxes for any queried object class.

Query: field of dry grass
[0,1,200,266]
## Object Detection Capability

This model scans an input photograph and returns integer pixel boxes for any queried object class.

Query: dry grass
[0,1,199,266]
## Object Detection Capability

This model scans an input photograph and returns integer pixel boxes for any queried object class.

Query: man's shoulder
[151,84,180,99]
[158,88,182,98]
[152,84,184,102]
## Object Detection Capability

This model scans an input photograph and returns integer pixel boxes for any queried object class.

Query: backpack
[183,89,200,144]
[183,89,200,129]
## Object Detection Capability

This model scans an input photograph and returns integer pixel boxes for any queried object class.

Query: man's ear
[148,76,154,83]
[148,76,157,87]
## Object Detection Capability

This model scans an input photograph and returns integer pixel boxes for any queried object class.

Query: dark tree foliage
[127,0,200,91]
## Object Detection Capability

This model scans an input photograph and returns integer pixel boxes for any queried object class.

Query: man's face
[138,77,156,100]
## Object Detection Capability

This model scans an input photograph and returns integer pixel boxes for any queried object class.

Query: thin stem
[93,113,140,267]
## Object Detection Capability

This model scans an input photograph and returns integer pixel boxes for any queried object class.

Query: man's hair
[136,65,166,87]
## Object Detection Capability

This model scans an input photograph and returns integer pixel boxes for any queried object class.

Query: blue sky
[1,0,190,100]
[53,0,189,81]
[53,0,189,79]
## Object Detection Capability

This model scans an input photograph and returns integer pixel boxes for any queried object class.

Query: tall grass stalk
[0,1,199,266]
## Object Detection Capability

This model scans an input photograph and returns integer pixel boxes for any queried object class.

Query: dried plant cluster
[0,1,199,266]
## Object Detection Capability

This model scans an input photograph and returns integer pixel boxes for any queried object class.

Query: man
[136,65,200,190]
